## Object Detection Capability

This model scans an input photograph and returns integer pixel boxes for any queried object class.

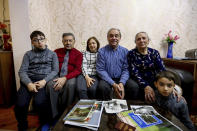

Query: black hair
[155,71,176,83]
[86,36,100,52]
[62,33,75,40]
[30,30,45,40]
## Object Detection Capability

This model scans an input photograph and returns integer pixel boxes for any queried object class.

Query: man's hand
[27,83,38,92]
[144,86,155,103]
[53,77,67,91]
[118,83,125,99]
[112,83,124,99]
[85,75,95,88]
[34,79,46,89]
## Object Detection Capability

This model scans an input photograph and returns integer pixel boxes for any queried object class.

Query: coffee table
[53,100,188,131]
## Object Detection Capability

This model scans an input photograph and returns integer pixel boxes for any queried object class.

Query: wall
[29,0,52,49]
[0,0,9,22]
[29,0,197,57]
[9,0,31,89]
[0,0,10,33]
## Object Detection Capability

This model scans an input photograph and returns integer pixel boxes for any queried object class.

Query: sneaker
[41,123,50,131]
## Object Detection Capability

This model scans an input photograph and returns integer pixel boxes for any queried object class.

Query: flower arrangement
[164,30,180,44]
[0,22,12,51]
[0,21,7,31]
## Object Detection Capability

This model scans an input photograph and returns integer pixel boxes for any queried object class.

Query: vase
[167,42,173,58]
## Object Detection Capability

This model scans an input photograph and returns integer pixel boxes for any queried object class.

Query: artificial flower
[164,30,180,44]
[0,22,7,30]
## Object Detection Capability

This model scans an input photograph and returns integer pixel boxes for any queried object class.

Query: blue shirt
[127,47,165,88]
[96,45,129,85]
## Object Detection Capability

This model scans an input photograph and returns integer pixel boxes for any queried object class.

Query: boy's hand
[27,83,38,92]
[53,77,67,91]
[34,79,46,89]
[144,86,155,103]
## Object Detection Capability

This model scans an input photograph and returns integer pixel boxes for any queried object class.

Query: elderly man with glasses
[46,33,83,119]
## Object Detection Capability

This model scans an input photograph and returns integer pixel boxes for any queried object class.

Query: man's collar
[108,44,119,51]
[63,47,74,52]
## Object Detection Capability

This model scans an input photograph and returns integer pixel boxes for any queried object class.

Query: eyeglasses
[32,38,45,43]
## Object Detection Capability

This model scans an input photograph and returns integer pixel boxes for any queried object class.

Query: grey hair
[134,32,150,42]
[107,28,121,38]
[62,33,75,40]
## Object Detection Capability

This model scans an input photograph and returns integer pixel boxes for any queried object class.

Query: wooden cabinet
[0,51,16,106]
[162,58,197,114]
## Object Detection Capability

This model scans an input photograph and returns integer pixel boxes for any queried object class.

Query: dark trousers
[14,81,52,131]
[124,79,141,100]
[97,78,142,100]
[46,78,77,118]
[77,75,99,99]
[97,78,124,100]
[124,79,156,100]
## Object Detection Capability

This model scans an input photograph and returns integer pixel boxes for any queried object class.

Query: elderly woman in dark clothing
[127,32,166,102]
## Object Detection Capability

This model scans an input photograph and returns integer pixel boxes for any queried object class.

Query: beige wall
[9,0,197,89]
[0,0,10,22]
[9,0,31,89]
[0,0,10,33]
[29,0,197,58]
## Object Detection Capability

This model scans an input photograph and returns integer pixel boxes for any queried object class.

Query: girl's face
[88,39,98,53]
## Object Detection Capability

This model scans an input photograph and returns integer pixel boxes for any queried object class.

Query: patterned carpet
[0,106,39,131]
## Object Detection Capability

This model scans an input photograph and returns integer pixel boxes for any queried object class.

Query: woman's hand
[144,86,155,103]
[85,75,95,88]
[173,89,187,103]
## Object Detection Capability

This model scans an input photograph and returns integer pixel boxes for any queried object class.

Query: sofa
[166,67,194,113]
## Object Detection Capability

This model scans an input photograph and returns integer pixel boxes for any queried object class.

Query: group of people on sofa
[14,28,195,131]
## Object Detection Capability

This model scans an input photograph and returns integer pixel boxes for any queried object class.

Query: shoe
[41,123,50,131]
[51,118,58,127]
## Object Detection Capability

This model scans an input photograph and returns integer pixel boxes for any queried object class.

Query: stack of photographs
[117,105,182,131]
[63,99,104,131]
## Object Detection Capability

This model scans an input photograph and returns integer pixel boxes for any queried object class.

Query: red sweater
[54,48,82,80]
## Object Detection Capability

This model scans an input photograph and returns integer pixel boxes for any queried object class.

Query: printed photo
[130,105,159,115]
[104,99,128,113]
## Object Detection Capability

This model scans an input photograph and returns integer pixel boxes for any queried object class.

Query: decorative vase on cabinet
[167,42,173,58]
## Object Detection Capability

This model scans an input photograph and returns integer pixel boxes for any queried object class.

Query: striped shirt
[82,51,97,76]
[96,45,129,85]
